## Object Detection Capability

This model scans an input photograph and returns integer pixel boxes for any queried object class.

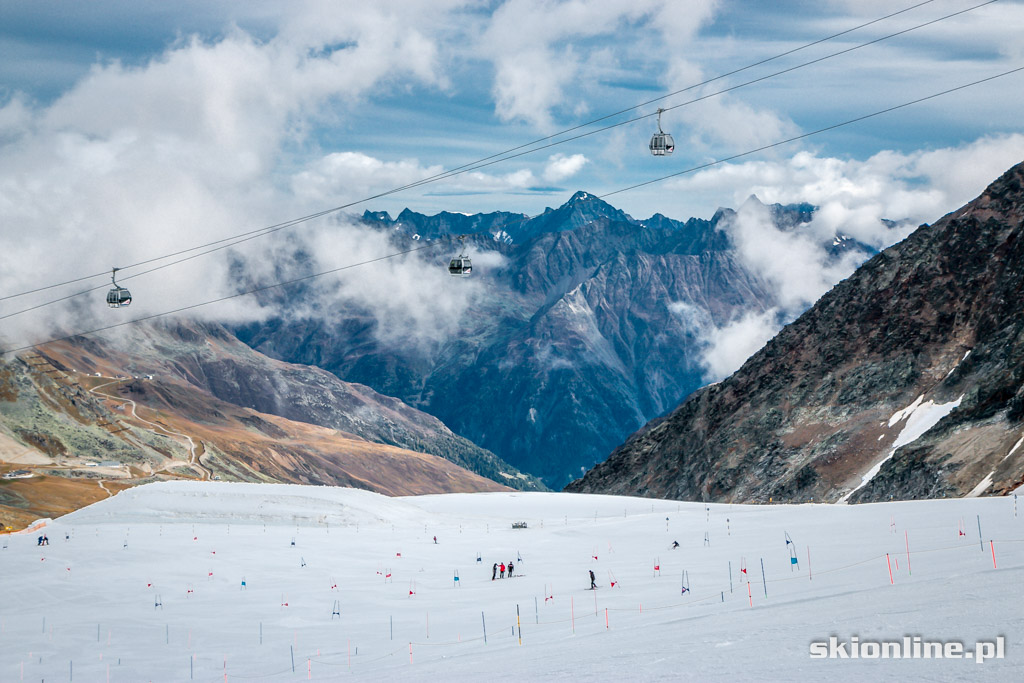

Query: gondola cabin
[448,255,472,277]
[649,131,675,156]
[106,286,132,308]
[448,235,473,277]
[649,107,674,156]
[106,267,132,307]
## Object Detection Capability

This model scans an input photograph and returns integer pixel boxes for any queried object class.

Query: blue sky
[2,0,1024,355]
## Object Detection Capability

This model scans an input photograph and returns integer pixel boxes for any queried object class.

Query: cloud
[660,58,799,152]
[656,134,1024,383]
[672,134,1024,249]
[291,152,446,205]
[234,218,504,349]
[542,153,588,183]
[479,0,717,128]
[671,301,780,381]
[717,197,871,313]
[0,4,459,351]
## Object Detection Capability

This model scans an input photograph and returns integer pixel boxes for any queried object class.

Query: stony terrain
[0,321,537,529]
[568,161,1024,503]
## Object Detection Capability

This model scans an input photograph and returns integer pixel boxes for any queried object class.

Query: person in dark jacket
[508,561,514,577]
[589,569,596,589]
[492,562,498,580]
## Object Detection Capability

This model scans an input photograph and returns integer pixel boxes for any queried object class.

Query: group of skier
[491,560,515,580]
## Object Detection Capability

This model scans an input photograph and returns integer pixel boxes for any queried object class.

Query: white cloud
[291,152,445,205]
[661,58,799,152]
[236,219,503,349]
[479,0,717,128]
[542,153,588,183]
[672,134,1024,249]
[718,197,869,313]
[671,301,779,382]
[0,3,461,351]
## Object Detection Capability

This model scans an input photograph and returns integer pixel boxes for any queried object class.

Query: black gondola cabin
[107,268,132,308]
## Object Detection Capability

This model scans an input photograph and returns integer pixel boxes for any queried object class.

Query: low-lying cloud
[671,302,781,382]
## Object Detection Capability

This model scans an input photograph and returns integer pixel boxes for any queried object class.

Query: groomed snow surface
[2,481,1022,682]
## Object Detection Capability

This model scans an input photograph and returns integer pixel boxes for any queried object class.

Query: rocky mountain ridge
[238,191,878,487]
[567,160,1024,502]
[0,320,538,529]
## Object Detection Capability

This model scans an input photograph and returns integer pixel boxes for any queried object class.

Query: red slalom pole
[991,540,997,569]
[747,582,752,607]
[886,553,894,584]
[605,607,609,629]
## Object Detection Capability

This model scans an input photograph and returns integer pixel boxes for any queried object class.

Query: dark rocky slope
[567,161,1024,502]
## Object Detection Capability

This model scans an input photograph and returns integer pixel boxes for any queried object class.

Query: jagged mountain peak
[544,190,633,219]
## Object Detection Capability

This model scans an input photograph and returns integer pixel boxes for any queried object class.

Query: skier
[589,569,596,590]
[500,562,506,579]
[672,540,679,549]
[508,561,514,577]
[492,562,498,581]
[433,535,437,544]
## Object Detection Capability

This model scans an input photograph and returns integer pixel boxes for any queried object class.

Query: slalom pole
[905,531,911,575]
[517,605,522,645]
[886,553,894,584]
[991,540,997,569]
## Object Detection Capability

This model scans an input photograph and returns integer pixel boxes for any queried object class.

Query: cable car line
[0,0,968,305]
[601,64,1024,200]
[0,0,1006,324]
[2,63,1019,358]
[0,243,438,357]
[386,0,1001,178]
[352,0,954,193]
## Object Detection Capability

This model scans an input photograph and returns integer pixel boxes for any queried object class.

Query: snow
[967,472,995,498]
[1002,434,1024,463]
[945,350,972,379]
[842,395,963,503]
[969,433,1024,498]
[2,481,1021,682]
[888,395,963,452]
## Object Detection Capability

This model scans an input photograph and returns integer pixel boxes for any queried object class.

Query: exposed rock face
[567,161,1024,502]
[1,319,538,530]
[237,192,851,487]
[39,320,543,491]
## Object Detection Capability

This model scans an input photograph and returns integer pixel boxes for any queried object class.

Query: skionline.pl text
[809,636,1005,663]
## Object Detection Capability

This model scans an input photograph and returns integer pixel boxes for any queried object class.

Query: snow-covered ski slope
[1,481,1021,681]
